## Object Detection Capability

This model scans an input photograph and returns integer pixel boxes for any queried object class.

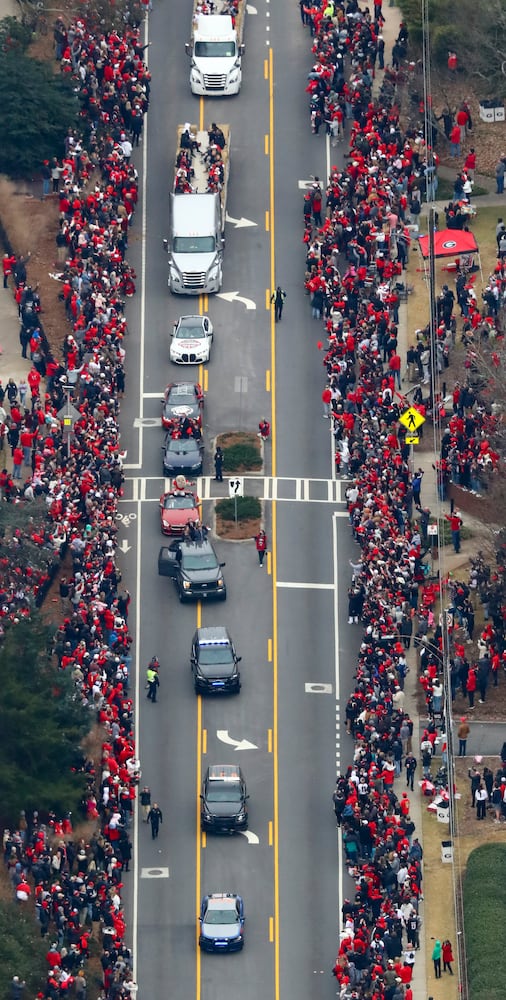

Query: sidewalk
[0,0,32,476]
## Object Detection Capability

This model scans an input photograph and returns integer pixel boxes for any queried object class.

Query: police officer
[147,803,163,840]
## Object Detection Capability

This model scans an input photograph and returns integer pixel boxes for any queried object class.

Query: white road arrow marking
[238,830,259,844]
[216,291,256,310]
[216,730,258,751]
[246,4,258,13]
[225,212,257,229]
[119,539,131,554]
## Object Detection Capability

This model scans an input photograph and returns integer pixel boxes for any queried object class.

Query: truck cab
[186,15,244,96]
[168,192,223,294]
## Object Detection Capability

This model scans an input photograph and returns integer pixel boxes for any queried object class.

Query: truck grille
[203,73,227,90]
[182,271,206,288]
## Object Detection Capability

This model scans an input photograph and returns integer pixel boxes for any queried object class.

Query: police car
[199,893,245,952]
[200,765,249,832]
[191,626,241,694]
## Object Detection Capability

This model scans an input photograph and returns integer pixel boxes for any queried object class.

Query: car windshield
[162,495,196,509]
[167,440,199,454]
[183,552,218,571]
[194,41,236,57]
[205,908,238,925]
[206,785,242,803]
[173,236,216,253]
[175,325,205,339]
[167,385,194,404]
[199,647,233,665]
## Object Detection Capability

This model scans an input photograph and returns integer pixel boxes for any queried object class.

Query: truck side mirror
[185,42,190,55]
[163,238,168,251]
[239,44,245,55]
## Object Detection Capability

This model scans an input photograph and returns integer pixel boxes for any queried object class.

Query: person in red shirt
[2,252,16,289]
[464,148,476,180]
[450,123,461,157]
[254,529,268,567]
[322,385,332,417]
[445,510,462,552]
[12,445,23,480]
[258,418,270,441]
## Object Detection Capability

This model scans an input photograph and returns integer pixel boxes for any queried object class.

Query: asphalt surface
[118,4,364,1000]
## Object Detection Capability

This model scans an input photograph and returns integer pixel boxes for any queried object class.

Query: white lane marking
[305,683,332,694]
[238,830,260,845]
[216,730,258,750]
[141,868,170,878]
[276,582,335,590]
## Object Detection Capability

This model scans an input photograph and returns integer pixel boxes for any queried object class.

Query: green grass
[216,496,261,522]
[435,179,489,201]
[463,843,506,1000]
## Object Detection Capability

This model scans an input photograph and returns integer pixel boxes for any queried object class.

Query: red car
[161,381,204,430]
[159,486,201,536]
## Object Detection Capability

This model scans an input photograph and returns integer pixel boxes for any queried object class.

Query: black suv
[201,765,249,832]
[158,539,226,602]
[191,626,241,695]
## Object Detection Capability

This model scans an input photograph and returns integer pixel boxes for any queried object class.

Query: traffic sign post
[228,478,244,525]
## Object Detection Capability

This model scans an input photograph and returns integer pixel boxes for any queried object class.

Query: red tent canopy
[418,229,479,259]
[418,229,478,260]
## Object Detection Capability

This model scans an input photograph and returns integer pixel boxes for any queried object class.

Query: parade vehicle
[159,481,200,535]
[162,435,203,478]
[191,626,241,694]
[186,1,245,96]
[158,539,227,602]
[200,764,248,831]
[170,314,214,364]
[161,381,204,428]
[165,124,230,294]
[199,893,245,952]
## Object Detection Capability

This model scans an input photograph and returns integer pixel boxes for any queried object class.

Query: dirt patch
[0,176,67,351]
[215,514,260,540]
[216,430,262,473]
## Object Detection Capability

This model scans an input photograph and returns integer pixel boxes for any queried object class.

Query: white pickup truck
[185,1,246,96]
[166,124,230,295]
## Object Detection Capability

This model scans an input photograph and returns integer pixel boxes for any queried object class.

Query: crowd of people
[2,10,154,1000]
[299,0,506,991]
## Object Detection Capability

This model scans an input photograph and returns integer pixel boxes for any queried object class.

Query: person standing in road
[254,529,267,567]
[147,803,163,840]
[214,446,224,482]
[271,286,286,322]
[146,664,159,703]
[140,786,151,822]
[457,716,470,756]
[258,418,270,441]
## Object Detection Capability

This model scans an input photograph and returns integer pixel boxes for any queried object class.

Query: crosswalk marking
[120,475,349,505]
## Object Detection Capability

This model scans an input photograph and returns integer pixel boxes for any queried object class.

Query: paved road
[118,3,364,1000]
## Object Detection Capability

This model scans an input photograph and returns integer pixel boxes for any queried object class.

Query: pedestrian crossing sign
[405,435,419,445]
[399,406,425,432]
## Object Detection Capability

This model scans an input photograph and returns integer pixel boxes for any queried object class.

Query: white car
[170,315,213,364]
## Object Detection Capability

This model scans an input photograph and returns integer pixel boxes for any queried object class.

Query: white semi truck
[166,124,230,295]
[185,1,246,96]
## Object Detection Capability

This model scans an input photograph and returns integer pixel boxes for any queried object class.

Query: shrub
[223,443,262,472]
[216,497,261,522]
